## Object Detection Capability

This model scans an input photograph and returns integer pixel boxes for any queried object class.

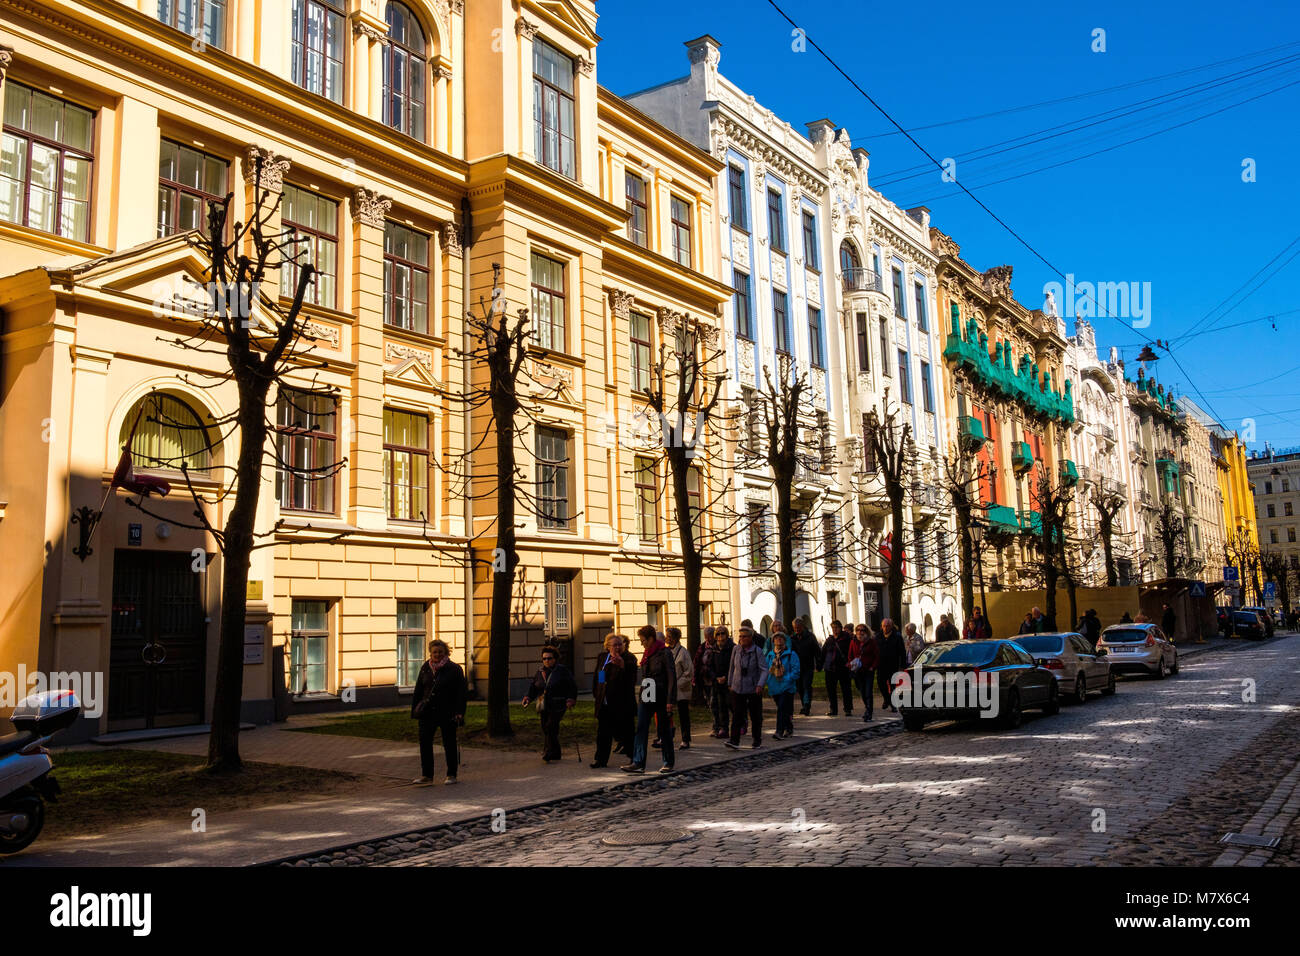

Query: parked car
[1009,632,1116,701]
[1096,623,1179,678]
[1240,606,1275,638]
[1231,609,1267,641]
[898,640,1059,731]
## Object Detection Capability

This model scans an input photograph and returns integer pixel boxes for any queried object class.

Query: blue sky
[596,0,1300,450]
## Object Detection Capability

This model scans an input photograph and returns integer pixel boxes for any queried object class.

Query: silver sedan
[1009,632,1115,701]
[1096,623,1179,678]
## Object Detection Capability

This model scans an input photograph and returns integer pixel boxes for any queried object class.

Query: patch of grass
[42,748,361,839]
[293,700,717,752]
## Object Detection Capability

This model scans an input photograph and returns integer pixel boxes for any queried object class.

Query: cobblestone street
[307,635,1299,867]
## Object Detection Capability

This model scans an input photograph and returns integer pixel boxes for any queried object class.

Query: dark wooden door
[110,550,207,728]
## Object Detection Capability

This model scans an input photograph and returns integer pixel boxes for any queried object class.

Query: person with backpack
[521,645,577,763]
[665,627,694,750]
[410,639,468,785]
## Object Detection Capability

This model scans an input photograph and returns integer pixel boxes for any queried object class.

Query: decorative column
[433,62,453,153]
[349,186,392,531]
[242,145,291,264]
[350,15,389,120]
[0,45,14,131]
[515,17,540,161]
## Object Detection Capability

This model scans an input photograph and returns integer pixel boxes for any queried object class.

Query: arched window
[119,393,212,473]
[384,2,427,140]
[839,239,861,275]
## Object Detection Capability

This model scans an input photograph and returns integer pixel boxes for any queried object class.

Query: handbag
[413,665,435,718]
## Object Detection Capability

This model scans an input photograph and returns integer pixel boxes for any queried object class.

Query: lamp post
[970,519,989,630]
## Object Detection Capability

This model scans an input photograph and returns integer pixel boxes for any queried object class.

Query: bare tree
[1225,528,1258,605]
[1028,470,1076,631]
[862,394,913,624]
[1090,484,1127,587]
[1154,495,1189,579]
[941,440,988,622]
[1259,549,1292,619]
[123,158,348,772]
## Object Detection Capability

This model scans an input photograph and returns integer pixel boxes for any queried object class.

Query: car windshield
[1233,612,1259,623]
[1102,628,1149,644]
[1010,635,1065,655]
[914,643,997,666]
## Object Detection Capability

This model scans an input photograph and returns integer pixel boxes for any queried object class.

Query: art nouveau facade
[806,121,958,634]
[0,0,733,738]
[626,36,852,637]
[932,239,1077,594]
[1063,320,1136,585]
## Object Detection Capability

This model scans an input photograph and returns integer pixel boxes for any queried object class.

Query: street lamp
[969,519,989,630]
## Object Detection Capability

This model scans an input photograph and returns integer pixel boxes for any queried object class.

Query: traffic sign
[1263,581,1276,601]
[1223,566,1239,582]
[1189,581,1206,597]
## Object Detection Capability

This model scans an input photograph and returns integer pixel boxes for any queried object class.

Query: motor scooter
[0,689,81,854]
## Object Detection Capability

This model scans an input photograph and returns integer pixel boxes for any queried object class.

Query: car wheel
[1101,671,1116,696]
[1074,674,1088,703]
[1169,652,1179,675]
[1153,656,1167,680]
[901,713,925,732]
[1001,689,1022,729]
[1042,681,1060,716]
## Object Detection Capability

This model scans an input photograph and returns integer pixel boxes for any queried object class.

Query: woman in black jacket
[591,633,635,767]
[410,639,468,785]
[522,647,578,763]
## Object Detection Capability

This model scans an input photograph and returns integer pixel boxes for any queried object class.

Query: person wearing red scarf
[622,624,676,774]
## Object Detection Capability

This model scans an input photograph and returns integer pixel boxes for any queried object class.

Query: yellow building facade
[0,0,731,738]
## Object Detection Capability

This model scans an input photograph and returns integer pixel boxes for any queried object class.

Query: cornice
[717,116,827,198]
[602,235,732,314]
[1,0,468,200]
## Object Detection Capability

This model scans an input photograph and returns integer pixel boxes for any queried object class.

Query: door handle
[142,642,167,665]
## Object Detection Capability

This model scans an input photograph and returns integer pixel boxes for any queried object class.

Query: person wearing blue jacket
[765,632,801,739]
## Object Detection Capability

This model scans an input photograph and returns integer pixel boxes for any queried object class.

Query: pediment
[528,0,599,47]
[385,354,441,390]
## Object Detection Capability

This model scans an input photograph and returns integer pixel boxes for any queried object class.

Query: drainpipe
[461,194,475,694]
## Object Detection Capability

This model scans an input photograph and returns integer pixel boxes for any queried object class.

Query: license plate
[1110,647,1137,653]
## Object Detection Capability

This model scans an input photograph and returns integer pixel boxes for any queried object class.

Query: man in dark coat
[623,624,676,774]
[710,626,735,737]
[410,638,468,785]
[790,618,821,717]
[522,646,577,763]
[1080,609,1102,647]
[1161,603,1177,641]
[875,618,907,712]
[935,614,960,643]
[833,622,856,716]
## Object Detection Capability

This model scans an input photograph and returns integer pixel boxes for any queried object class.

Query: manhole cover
[1219,832,1280,849]
[600,827,694,847]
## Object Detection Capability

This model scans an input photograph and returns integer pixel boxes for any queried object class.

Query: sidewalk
[12,698,889,867]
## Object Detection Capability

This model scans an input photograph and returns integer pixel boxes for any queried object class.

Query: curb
[257,718,904,867]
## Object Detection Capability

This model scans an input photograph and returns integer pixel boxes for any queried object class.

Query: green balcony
[1018,509,1043,537]
[986,504,1019,532]
[959,415,987,449]
[1012,441,1034,474]
[1060,459,1079,486]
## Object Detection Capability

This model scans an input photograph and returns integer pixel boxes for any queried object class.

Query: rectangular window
[891,266,906,318]
[536,426,570,530]
[625,172,648,247]
[802,210,819,271]
[733,269,753,340]
[728,165,747,230]
[808,307,824,368]
[773,290,789,354]
[383,408,429,521]
[630,311,652,393]
[862,415,877,473]
[290,599,329,695]
[686,466,702,535]
[1265,481,1273,495]
[898,350,912,403]
[646,601,663,631]
[384,222,430,334]
[921,361,934,413]
[741,386,762,453]
[1267,504,1276,518]
[670,196,692,267]
[823,513,841,572]
[291,0,345,103]
[533,39,576,179]
[635,454,657,542]
[1,84,94,242]
[276,389,338,513]
[396,602,426,688]
[530,252,566,352]
[158,0,226,49]
[1290,527,1297,543]
[856,312,870,373]
[281,184,338,307]
[747,502,769,570]
[157,139,227,238]
[767,188,785,253]
[1284,479,1291,492]
[914,281,928,332]
[1271,528,1279,544]
[880,319,891,376]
